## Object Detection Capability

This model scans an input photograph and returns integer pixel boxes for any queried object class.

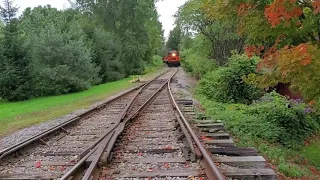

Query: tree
[166,26,182,51]
[0,0,18,23]
[0,0,32,101]
[205,0,320,104]
[176,0,244,65]
[74,0,164,75]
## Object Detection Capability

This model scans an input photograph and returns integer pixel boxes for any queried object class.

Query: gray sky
[14,0,187,38]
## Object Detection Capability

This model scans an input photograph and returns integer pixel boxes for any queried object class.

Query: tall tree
[0,0,18,23]
[176,0,244,65]
[166,26,182,51]
[0,0,32,101]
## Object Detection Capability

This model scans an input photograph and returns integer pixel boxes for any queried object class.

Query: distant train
[162,50,180,67]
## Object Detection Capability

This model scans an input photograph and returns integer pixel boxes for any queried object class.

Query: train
[162,50,180,67]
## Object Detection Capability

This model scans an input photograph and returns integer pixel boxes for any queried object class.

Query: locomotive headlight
[172,53,176,57]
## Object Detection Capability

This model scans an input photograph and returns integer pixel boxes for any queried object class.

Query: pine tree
[0,0,31,101]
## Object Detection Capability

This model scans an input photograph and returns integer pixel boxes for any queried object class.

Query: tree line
[0,0,164,101]
[168,0,320,108]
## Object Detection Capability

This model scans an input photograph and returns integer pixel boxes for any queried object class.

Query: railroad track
[0,68,175,179]
[0,67,277,180]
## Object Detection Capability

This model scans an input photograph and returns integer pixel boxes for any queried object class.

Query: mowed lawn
[0,78,139,137]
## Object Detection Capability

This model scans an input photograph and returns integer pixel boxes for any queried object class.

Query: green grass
[195,94,320,179]
[0,78,139,137]
[301,136,320,169]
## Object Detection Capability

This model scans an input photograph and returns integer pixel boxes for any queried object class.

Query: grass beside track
[0,68,165,138]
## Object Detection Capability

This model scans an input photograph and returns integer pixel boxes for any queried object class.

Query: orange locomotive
[162,50,180,67]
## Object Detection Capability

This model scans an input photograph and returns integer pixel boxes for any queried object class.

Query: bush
[180,35,217,79]
[198,53,262,104]
[30,24,100,96]
[246,92,320,147]
[92,28,125,82]
[143,55,163,74]
[199,91,320,147]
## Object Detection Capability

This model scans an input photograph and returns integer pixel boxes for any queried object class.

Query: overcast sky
[14,0,187,38]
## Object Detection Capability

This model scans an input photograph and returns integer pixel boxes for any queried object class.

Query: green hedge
[197,53,262,104]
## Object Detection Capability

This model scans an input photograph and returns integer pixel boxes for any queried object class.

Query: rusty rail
[60,68,176,180]
[167,69,225,180]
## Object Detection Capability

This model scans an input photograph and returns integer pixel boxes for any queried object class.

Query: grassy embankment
[196,96,320,179]
[181,52,320,179]
[0,65,165,138]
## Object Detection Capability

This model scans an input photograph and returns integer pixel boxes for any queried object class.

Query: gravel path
[171,67,204,111]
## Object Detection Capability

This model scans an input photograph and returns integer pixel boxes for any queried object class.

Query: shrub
[181,50,217,79]
[198,53,262,104]
[30,24,100,96]
[143,55,163,74]
[246,92,320,147]
[92,28,124,82]
[180,35,217,79]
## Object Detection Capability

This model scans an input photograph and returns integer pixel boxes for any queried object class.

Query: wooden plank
[36,151,80,156]
[113,170,205,178]
[213,156,266,168]
[124,148,179,154]
[114,157,186,164]
[195,123,224,128]
[199,132,230,139]
[220,168,277,180]
[133,128,174,132]
[205,139,234,147]
[193,120,222,124]
[0,173,62,180]
[18,161,76,167]
[133,134,172,138]
[124,141,180,146]
[208,147,259,156]
[200,126,225,132]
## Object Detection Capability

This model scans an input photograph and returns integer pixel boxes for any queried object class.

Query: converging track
[0,67,277,180]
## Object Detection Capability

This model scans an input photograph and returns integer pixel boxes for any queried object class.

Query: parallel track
[0,69,175,179]
[0,67,277,180]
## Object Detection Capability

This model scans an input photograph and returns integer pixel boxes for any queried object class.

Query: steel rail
[80,69,179,180]
[168,69,225,180]
[60,68,175,180]
[0,86,141,161]
[0,69,171,162]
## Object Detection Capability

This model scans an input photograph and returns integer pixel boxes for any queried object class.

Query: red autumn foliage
[264,0,302,27]
[312,0,320,14]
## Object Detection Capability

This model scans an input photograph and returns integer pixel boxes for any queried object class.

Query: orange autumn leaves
[237,0,320,28]
[245,42,314,75]
[264,0,302,27]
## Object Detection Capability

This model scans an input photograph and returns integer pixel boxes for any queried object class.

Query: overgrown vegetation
[174,0,320,178]
[198,53,262,104]
[0,0,164,101]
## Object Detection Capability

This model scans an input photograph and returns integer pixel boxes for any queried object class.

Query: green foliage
[198,53,262,104]
[248,92,319,147]
[143,55,164,74]
[180,35,217,79]
[30,24,100,96]
[278,163,307,177]
[92,27,124,82]
[198,92,319,177]
[166,26,182,51]
[175,0,244,65]
[0,0,164,101]
[0,2,32,101]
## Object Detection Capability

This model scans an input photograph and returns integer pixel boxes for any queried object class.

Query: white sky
[13,0,187,39]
